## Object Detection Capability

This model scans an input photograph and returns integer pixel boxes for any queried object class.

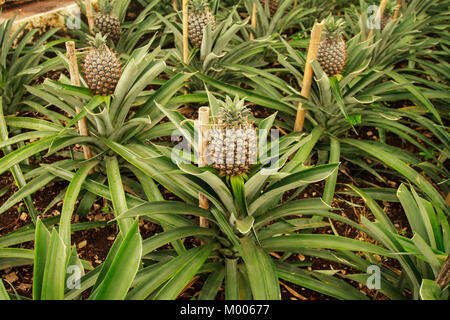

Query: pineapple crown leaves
[189,0,211,13]
[87,33,109,50]
[218,96,251,126]
[98,0,114,15]
[321,15,345,40]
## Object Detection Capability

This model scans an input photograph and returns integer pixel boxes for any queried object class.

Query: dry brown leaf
[78,240,87,249]
[5,272,18,283]
[269,252,281,259]
[280,281,308,300]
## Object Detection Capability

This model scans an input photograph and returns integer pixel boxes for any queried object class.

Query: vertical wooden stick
[66,41,92,161]
[198,107,210,228]
[250,2,257,40]
[393,0,402,20]
[367,0,388,40]
[182,0,189,64]
[293,22,324,132]
[84,0,95,34]
[293,0,298,7]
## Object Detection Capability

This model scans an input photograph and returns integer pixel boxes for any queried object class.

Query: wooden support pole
[367,0,388,40]
[250,2,257,40]
[182,0,189,64]
[84,0,95,34]
[66,41,92,161]
[198,107,210,228]
[293,22,324,132]
[393,0,402,20]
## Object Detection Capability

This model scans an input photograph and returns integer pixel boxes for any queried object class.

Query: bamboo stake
[446,192,450,207]
[250,2,257,40]
[294,0,298,7]
[393,0,402,20]
[293,22,324,132]
[198,107,210,228]
[66,41,92,161]
[367,0,388,40]
[182,0,189,63]
[84,0,95,34]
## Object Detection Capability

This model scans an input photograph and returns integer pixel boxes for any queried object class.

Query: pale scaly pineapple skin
[94,14,121,41]
[207,123,257,176]
[206,97,257,176]
[188,7,216,48]
[259,0,279,16]
[83,46,121,96]
[317,37,347,77]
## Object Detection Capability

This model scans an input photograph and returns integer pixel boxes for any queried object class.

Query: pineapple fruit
[259,0,279,16]
[207,96,258,177]
[94,0,121,41]
[82,33,122,96]
[188,0,216,48]
[317,15,347,77]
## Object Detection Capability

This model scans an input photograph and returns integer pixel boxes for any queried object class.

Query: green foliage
[0,0,448,301]
[351,184,449,300]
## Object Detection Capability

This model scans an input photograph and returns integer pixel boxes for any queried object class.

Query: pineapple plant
[207,96,258,176]
[188,0,216,48]
[316,15,347,77]
[82,33,122,96]
[259,0,279,16]
[94,0,121,41]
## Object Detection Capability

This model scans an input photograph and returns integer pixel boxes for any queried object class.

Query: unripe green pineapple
[207,96,258,176]
[82,33,122,96]
[259,0,279,16]
[188,0,216,48]
[94,0,121,41]
[317,15,347,77]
